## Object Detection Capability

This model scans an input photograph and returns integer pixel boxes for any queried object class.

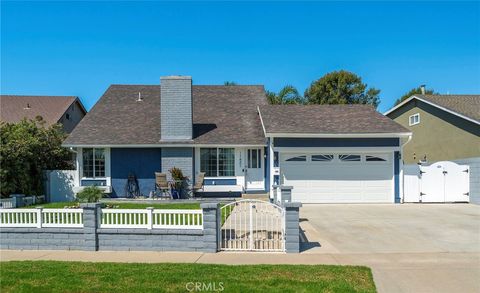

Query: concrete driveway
[300,204,480,293]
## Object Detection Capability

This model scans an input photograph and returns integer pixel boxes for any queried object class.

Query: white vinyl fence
[0,208,83,228]
[1,208,203,230]
[100,209,203,230]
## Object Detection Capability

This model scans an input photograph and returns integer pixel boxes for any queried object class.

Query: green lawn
[0,261,376,293]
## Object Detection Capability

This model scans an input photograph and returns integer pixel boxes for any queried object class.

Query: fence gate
[403,161,470,203]
[220,199,285,252]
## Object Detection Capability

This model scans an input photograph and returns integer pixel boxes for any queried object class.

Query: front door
[245,148,263,190]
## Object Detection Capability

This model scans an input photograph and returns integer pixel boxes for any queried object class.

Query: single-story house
[385,94,479,204]
[63,76,412,203]
[0,95,87,133]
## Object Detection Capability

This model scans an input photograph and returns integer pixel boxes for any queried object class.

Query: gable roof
[384,94,480,125]
[0,95,86,126]
[258,104,410,136]
[63,85,268,146]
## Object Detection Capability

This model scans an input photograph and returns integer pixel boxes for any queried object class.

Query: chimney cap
[160,75,192,80]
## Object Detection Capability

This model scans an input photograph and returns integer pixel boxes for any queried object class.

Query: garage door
[280,153,394,203]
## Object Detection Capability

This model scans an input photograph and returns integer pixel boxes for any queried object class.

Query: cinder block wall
[0,228,85,250]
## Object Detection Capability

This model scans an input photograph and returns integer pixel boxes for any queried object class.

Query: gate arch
[220,199,285,252]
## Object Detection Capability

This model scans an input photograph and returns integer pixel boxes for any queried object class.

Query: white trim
[274,146,401,153]
[63,143,266,148]
[384,95,480,125]
[409,113,420,126]
[265,132,412,138]
[77,147,111,189]
[257,106,267,137]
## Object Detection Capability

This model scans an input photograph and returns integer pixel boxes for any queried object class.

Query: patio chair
[193,172,205,197]
[155,172,171,200]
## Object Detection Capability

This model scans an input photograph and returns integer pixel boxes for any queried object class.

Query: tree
[304,70,381,108]
[394,86,437,106]
[0,118,73,197]
[224,81,237,86]
[266,85,305,105]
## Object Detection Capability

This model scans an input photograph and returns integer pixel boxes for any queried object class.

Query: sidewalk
[1,250,479,293]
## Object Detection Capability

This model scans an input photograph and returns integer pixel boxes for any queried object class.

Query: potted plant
[169,167,188,199]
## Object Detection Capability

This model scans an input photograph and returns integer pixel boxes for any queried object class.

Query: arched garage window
[366,155,387,162]
[312,154,334,162]
[285,155,307,162]
[339,154,361,162]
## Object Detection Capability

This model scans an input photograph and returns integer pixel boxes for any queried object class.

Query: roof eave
[264,132,413,138]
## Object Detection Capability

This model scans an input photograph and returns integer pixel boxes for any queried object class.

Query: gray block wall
[453,157,480,204]
[0,228,85,250]
[0,203,219,252]
[161,147,194,186]
[284,202,302,253]
[160,76,193,141]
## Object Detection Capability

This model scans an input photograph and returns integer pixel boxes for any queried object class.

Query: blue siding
[204,179,237,185]
[110,148,162,197]
[81,180,107,186]
[274,137,400,147]
[394,151,400,203]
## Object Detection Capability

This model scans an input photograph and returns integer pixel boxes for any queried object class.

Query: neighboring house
[385,94,480,203]
[0,95,87,133]
[63,76,412,203]
[385,94,480,163]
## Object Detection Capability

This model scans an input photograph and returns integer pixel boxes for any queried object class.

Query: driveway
[300,204,480,293]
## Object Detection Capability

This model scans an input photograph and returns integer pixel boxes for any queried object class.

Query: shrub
[76,186,103,203]
[0,118,73,197]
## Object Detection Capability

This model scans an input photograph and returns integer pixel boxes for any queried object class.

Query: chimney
[420,84,426,95]
[160,76,193,141]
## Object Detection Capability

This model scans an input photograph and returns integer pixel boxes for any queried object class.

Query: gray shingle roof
[415,95,480,122]
[64,85,268,146]
[259,104,410,134]
[0,95,83,126]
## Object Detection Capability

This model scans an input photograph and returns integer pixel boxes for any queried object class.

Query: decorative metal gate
[220,199,285,252]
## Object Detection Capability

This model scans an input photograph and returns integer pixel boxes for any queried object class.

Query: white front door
[245,148,264,190]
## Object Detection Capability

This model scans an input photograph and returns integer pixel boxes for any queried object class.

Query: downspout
[399,135,413,203]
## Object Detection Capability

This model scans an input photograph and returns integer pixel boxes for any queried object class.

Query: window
[339,154,361,162]
[82,148,105,178]
[200,148,234,177]
[248,149,262,169]
[366,155,387,162]
[409,113,420,126]
[312,154,334,162]
[285,155,307,162]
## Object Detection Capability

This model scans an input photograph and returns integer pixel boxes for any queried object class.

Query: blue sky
[1,1,479,113]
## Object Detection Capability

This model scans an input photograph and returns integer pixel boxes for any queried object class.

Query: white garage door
[280,153,394,203]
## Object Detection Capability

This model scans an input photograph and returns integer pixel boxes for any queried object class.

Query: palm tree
[224,81,237,86]
[266,85,304,104]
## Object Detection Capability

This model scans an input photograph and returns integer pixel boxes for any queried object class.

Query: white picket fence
[0,208,203,230]
[100,209,203,230]
[0,208,83,228]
